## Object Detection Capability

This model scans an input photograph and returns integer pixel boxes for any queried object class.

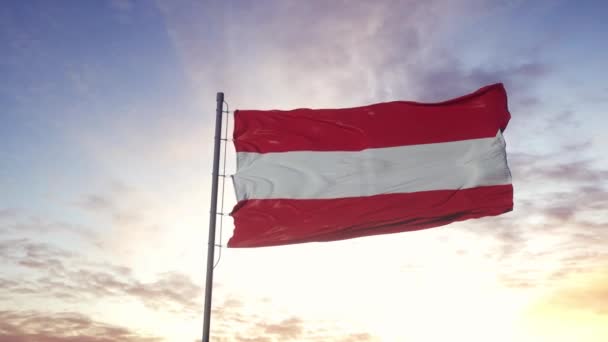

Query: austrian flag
[228,83,513,247]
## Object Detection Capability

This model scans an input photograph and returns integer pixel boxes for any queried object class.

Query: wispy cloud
[77,195,114,212]
[260,317,303,339]
[0,238,201,314]
[0,310,160,342]
[75,192,142,226]
[209,297,377,341]
[160,0,512,107]
[410,61,552,103]
[0,208,18,221]
[0,216,97,242]
[463,141,608,290]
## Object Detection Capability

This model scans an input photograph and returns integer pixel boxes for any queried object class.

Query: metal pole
[202,92,224,342]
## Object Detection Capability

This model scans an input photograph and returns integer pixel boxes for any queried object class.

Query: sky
[1,0,607,341]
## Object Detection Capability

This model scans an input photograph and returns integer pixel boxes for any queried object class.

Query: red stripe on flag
[228,184,513,248]
[234,83,510,153]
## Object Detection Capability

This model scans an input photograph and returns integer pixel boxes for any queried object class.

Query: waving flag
[228,83,513,248]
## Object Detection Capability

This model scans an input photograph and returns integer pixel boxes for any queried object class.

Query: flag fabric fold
[228,83,513,248]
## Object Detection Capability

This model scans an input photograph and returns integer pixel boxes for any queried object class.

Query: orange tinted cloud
[521,265,608,341]
[0,310,160,342]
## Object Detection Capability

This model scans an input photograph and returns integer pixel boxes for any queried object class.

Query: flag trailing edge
[228,83,513,248]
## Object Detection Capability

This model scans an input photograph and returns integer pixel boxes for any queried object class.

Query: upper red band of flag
[233,83,510,153]
[229,83,513,248]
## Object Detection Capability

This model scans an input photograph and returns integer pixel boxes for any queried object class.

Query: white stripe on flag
[233,130,511,201]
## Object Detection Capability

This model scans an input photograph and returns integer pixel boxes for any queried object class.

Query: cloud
[0,310,160,342]
[455,137,608,291]
[0,238,71,268]
[561,140,593,153]
[260,317,303,339]
[545,110,582,130]
[510,147,608,226]
[208,298,377,341]
[233,336,272,342]
[2,183,207,316]
[337,333,375,342]
[50,268,201,313]
[77,195,114,212]
[0,212,98,241]
[0,238,202,314]
[0,208,18,221]
[161,0,543,109]
[124,272,201,312]
[408,61,551,103]
[75,190,143,226]
[532,269,608,316]
[533,160,608,184]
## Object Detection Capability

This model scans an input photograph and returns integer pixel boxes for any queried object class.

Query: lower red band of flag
[228,184,513,248]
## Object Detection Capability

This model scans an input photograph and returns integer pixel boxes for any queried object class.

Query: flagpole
[202,92,224,342]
